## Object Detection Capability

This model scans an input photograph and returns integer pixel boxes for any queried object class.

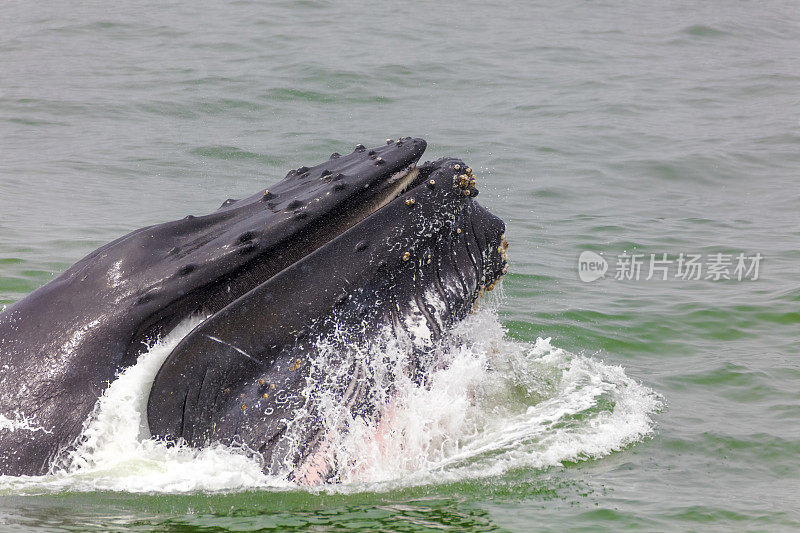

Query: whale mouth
[145,141,508,455]
[394,164,421,195]
[372,163,421,212]
[145,144,509,484]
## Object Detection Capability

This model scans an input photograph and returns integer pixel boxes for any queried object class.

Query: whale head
[0,137,508,481]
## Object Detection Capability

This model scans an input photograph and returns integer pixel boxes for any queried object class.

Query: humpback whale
[0,138,508,480]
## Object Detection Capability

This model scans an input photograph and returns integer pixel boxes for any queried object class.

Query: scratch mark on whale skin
[203,335,264,366]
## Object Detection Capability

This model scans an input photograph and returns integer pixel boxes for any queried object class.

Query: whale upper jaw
[121,137,430,361]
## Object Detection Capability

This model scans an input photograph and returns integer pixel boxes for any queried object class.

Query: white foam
[0,306,661,494]
[0,317,281,494]
[0,411,52,435]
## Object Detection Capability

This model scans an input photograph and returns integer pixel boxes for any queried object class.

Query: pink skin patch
[292,436,333,486]
[291,400,401,486]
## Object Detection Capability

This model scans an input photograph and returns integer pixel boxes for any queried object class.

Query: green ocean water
[1,0,799,531]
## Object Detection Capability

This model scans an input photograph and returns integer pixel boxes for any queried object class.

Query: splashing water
[0,306,661,494]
